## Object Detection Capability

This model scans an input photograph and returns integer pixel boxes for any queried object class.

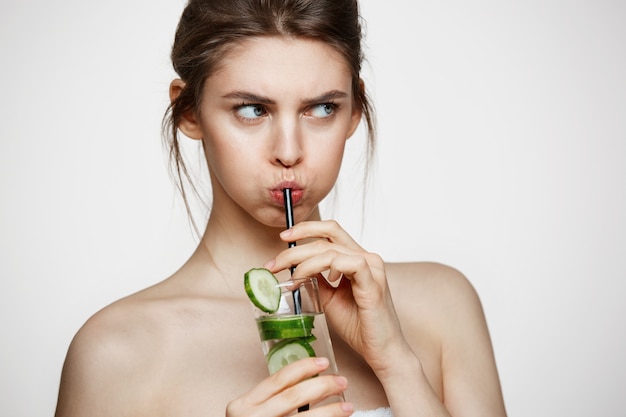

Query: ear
[346,105,362,139]
[345,78,365,140]
[169,79,203,140]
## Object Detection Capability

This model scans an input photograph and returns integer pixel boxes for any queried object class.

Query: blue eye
[236,104,266,119]
[310,103,335,118]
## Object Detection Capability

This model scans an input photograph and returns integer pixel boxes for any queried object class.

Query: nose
[271,116,303,168]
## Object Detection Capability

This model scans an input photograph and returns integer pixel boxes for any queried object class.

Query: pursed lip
[270,181,304,206]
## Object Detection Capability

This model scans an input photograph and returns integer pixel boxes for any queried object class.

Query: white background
[1,1,625,416]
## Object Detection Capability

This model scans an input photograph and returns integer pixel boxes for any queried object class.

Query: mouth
[270,182,304,206]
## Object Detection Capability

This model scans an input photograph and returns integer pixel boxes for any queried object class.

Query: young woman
[55,1,507,416]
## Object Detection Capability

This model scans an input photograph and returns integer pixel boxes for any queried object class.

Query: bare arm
[388,263,507,417]
[268,222,507,417]
[439,268,506,416]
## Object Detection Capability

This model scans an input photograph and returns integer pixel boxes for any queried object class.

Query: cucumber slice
[258,315,315,331]
[258,315,315,341]
[260,328,309,341]
[244,268,281,313]
[267,339,317,374]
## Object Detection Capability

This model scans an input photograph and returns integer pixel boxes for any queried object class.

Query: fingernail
[263,259,275,269]
[314,357,329,367]
[334,376,348,388]
[280,229,293,238]
[341,402,354,414]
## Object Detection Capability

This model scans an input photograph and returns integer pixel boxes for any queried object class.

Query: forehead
[206,36,353,99]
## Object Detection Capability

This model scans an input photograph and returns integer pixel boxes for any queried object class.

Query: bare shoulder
[55,288,167,416]
[385,261,491,361]
[56,277,265,416]
[386,262,507,416]
[385,261,483,322]
[55,276,223,415]
[64,288,164,365]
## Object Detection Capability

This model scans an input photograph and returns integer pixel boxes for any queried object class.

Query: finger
[265,239,355,274]
[321,253,387,310]
[228,360,349,417]
[286,248,347,283]
[280,220,364,251]
[301,401,355,417]
[269,374,349,414]
[291,249,380,289]
[245,357,330,405]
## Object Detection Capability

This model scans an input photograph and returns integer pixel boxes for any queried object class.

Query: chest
[138,299,441,416]
[150,331,390,416]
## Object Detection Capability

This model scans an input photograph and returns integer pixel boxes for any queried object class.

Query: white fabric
[351,407,393,417]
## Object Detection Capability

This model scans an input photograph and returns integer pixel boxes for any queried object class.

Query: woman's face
[184,36,361,228]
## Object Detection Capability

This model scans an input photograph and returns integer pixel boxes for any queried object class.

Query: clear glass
[252,277,344,407]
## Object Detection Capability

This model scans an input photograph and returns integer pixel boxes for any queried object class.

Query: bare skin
[55,36,506,417]
[55,219,505,416]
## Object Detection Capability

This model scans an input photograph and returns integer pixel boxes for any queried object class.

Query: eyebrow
[222,90,349,106]
[303,90,349,106]
[222,91,275,105]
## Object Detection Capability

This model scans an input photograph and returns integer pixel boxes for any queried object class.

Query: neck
[191,201,321,287]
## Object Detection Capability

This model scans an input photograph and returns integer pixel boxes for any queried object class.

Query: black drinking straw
[282,188,302,314]
[283,188,308,413]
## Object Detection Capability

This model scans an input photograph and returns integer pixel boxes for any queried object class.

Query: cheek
[307,139,346,181]
[206,144,256,179]
[202,120,259,168]
[202,134,254,191]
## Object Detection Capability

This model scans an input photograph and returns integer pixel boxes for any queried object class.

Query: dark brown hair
[163,0,376,228]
